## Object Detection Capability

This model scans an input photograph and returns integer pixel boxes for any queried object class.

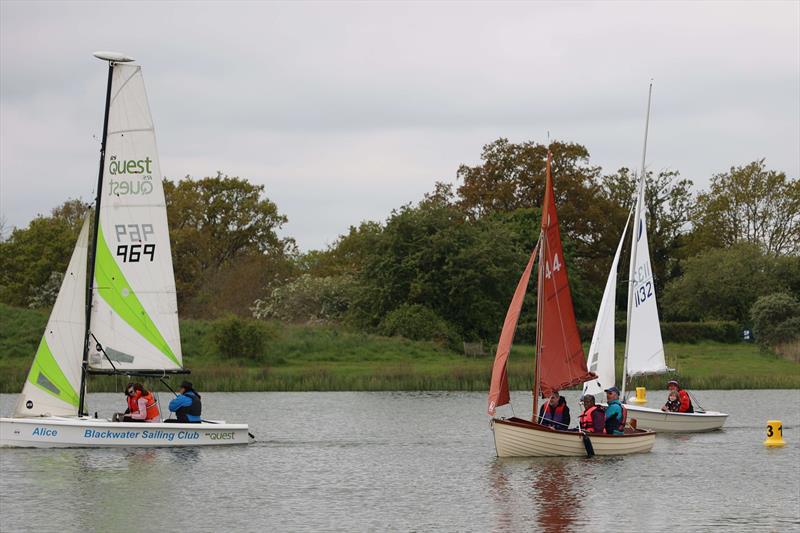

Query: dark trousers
[164,419,201,423]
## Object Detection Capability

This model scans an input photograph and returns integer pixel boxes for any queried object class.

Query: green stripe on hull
[27,337,79,407]
[95,223,179,366]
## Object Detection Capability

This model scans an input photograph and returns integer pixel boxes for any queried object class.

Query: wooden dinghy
[486,150,654,458]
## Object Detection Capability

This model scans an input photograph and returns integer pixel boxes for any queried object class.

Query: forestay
[14,219,90,417]
[583,213,630,397]
[625,175,668,376]
[88,63,183,372]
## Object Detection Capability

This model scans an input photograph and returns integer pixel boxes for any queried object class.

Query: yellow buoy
[764,420,786,447]
[630,386,647,405]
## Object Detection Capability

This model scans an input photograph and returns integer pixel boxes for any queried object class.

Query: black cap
[180,381,193,390]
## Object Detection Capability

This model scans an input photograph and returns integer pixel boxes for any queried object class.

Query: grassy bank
[1,304,798,393]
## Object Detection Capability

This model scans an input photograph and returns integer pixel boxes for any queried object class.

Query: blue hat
[604,386,620,395]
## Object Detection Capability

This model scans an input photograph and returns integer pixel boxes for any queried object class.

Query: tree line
[1,139,798,350]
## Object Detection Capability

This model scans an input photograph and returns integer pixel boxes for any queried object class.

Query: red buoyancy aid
[129,391,160,421]
[579,405,599,432]
[617,404,628,432]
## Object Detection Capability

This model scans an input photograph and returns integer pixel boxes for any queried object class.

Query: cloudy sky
[1,1,798,250]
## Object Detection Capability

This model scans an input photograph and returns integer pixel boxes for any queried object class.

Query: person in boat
[166,381,202,423]
[665,380,694,413]
[662,390,681,412]
[538,390,570,429]
[578,394,605,433]
[603,386,627,435]
[122,383,161,423]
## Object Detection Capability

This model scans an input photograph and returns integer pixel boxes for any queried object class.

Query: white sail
[583,214,631,398]
[625,176,668,376]
[14,219,90,417]
[88,63,182,372]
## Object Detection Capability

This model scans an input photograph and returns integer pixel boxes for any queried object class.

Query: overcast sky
[1,1,798,250]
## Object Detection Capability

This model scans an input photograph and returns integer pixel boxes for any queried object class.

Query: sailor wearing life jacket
[538,390,571,430]
[666,380,694,413]
[167,381,202,423]
[578,394,605,433]
[123,383,161,422]
[603,386,627,435]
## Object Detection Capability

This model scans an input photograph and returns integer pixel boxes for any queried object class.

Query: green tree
[690,160,800,256]
[0,199,91,307]
[750,292,800,346]
[662,244,793,322]
[164,173,295,317]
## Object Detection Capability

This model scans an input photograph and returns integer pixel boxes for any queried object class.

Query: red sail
[487,242,539,416]
[536,152,594,397]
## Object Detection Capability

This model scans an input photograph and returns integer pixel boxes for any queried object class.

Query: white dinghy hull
[491,418,655,458]
[624,404,728,432]
[0,417,250,448]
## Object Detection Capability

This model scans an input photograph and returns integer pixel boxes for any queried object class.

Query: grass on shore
[1,304,798,393]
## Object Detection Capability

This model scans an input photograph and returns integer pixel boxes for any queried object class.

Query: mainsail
[14,219,90,417]
[582,213,630,398]
[536,152,594,397]
[624,174,668,377]
[88,63,182,372]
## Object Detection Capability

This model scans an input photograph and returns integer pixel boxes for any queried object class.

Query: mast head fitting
[93,51,135,63]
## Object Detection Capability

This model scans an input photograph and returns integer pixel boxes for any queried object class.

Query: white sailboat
[583,84,728,433]
[0,52,250,447]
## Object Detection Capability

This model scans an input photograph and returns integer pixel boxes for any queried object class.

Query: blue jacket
[169,391,202,422]
[604,399,624,435]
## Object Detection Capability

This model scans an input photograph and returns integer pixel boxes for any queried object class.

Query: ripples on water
[1,390,798,531]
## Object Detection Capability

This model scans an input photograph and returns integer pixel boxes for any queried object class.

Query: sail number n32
[633,262,654,307]
[115,224,156,263]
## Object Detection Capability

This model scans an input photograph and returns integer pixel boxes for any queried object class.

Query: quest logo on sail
[107,155,155,196]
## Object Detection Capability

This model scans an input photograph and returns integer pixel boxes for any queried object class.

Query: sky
[1,1,798,251]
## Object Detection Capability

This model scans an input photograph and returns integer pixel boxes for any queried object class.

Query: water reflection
[530,459,582,533]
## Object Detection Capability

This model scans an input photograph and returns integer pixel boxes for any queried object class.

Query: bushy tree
[0,199,90,307]
[379,304,459,348]
[750,292,800,345]
[252,274,357,323]
[690,160,799,256]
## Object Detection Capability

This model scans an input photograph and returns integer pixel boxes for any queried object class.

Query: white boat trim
[624,404,728,433]
[0,416,251,448]
[491,417,655,458]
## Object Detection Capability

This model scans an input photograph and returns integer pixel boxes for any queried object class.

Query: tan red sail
[487,241,539,416]
[536,152,594,397]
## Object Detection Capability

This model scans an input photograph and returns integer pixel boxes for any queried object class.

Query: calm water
[1,390,799,532]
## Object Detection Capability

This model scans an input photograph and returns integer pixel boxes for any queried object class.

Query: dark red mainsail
[536,151,594,398]
[487,151,594,417]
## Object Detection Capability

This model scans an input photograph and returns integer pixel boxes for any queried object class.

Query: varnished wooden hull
[491,417,655,457]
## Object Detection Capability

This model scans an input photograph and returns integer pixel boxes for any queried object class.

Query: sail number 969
[114,224,156,263]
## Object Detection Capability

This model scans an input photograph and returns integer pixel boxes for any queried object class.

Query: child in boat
[662,390,681,412]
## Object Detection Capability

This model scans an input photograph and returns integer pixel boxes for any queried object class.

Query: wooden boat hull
[624,404,728,432]
[491,417,655,457]
[0,416,251,448]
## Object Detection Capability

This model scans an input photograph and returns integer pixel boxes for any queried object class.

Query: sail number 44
[115,224,156,263]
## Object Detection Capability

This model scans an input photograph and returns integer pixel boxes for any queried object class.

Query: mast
[532,227,545,420]
[78,52,134,416]
[621,81,653,401]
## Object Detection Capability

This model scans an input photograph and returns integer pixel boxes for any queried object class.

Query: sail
[625,175,668,376]
[582,214,630,398]
[487,241,540,416]
[537,153,594,396]
[13,219,90,417]
[88,63,182,372]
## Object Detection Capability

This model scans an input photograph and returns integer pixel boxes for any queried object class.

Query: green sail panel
[13,218,89,418]
[94,223,179,367]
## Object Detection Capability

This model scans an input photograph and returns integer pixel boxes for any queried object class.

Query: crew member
[661,390,681,412]
[578,394,605,433]
[167,381,202,423]
[666,380,693,413]
[603,386,627,435]
[538,390,570,429]
[123,383,160,423]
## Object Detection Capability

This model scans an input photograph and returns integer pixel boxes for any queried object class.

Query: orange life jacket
[129,391,160,421]
[579,405,600,432]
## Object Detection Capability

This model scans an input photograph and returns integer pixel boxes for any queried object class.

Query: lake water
[1,390,799,532]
